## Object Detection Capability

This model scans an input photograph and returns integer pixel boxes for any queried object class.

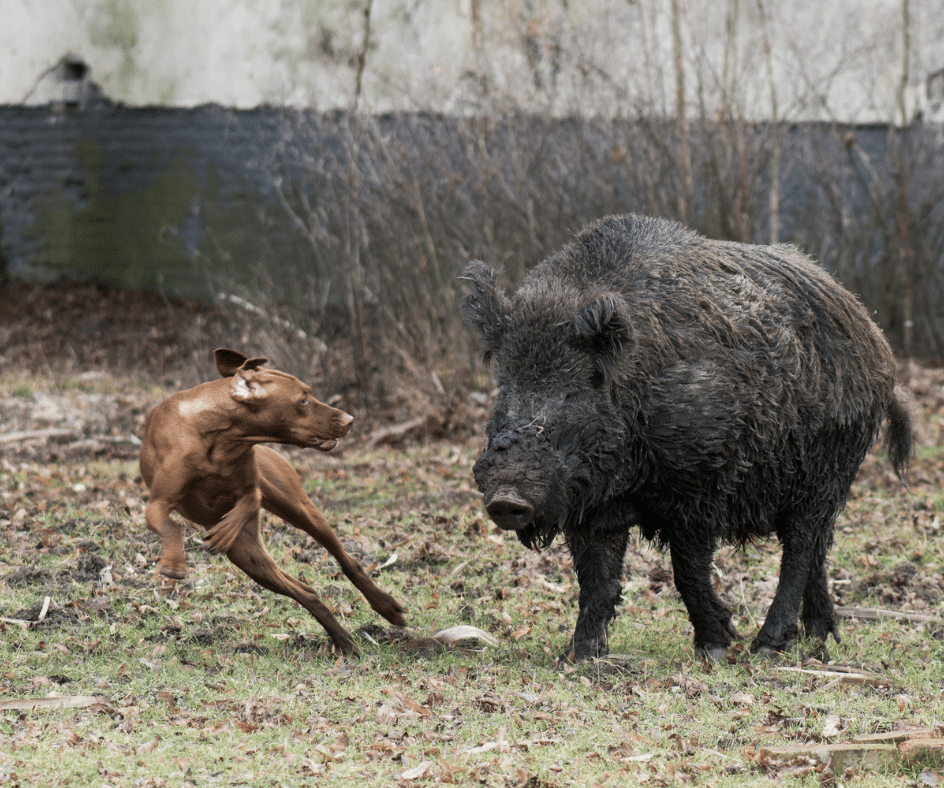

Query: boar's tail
[884,386,915,481]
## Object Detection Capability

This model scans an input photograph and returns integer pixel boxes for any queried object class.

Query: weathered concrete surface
[899,739,944,769]
[852,729,941,745]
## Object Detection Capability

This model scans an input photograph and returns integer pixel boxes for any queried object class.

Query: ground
[0,279,228,381]
[2,279,944,786]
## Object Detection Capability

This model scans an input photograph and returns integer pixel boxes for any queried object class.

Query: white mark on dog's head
[232,375,266,401]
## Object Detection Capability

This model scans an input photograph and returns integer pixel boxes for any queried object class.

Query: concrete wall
[5,1,944,123]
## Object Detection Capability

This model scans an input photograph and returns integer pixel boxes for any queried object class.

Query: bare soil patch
[0,279,225,380]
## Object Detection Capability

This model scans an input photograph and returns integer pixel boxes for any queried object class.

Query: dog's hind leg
[224,514,360,655]
[255,446,407,627]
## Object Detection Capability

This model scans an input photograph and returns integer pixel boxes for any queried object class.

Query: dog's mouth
[311,438,339,452]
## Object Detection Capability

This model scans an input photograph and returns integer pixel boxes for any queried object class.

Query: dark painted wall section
[1,100,941,304]
[0,102,300,297]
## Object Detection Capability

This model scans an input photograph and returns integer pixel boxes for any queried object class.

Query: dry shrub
[153,112,944,421]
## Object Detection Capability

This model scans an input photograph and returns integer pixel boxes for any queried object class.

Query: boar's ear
[459,261,509,362]
[571,294,632,362]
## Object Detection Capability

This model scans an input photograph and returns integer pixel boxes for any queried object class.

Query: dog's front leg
[204,489,262,554]
[145,498,189,580]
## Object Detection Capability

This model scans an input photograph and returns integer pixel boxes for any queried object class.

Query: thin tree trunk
[353,0,374,111]
[756,0,780,244]
[671,0,693,226]
[896,0,913,375]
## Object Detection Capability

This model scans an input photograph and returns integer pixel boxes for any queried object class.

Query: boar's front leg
[564,518,630,661]
[667,530,738,661]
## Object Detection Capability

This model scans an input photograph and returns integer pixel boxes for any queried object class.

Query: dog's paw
[378,594,408,627]
[158,563,188,580]
[204,514,243,554]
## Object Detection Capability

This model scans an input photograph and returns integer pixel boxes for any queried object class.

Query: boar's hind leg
[668,534,738,662]
[751,507,838,655]
[801,556,840,644]
[565,523,630,661]
[752,511,840,656]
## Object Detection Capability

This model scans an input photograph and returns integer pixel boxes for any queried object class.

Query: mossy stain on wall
[27,135,207,294]
[25,135,289,299]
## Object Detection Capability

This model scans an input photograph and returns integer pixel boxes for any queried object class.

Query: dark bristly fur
[461,214,913,662]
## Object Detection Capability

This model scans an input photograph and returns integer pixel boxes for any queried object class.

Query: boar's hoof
[695,643,729,663]
[559,636,606,665]
[750,628,798,658]
[485,487,534,530]
[750,637,797,660]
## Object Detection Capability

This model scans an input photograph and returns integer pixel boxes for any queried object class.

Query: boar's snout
[485,486,534,530]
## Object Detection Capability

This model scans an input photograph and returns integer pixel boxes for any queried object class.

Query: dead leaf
[431,625,498,647]
[822,715,843,737]
[136,735,160,755]
[730,691,755,707]
[465,742,499,754]
[474,692,505,713]
[403,697,432,716]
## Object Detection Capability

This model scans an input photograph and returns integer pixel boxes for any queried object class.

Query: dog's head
[214,348,353,450]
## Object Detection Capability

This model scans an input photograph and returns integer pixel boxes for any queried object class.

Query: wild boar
[461,214,912,661]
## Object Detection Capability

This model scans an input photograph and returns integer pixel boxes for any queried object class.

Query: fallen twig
[0,430,140,447]
[774,666,891,686]
[0,597,50,629]
[837,606,943,625]
[365,416,427,448]
[0,695,106,711]
[0,428,72,445]
[217,293,321,347]
[0,617,33,629]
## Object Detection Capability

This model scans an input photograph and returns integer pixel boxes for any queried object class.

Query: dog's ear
[215,348,268,377]
[215,349,247,377]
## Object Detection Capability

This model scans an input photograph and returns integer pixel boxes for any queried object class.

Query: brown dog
[139,348,406,655]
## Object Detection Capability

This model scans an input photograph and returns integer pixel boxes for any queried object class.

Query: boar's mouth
[481,482,569,550]
[473,426,572,549]
[484,486,535,530]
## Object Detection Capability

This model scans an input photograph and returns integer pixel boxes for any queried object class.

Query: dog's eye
[298,398,309,408]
